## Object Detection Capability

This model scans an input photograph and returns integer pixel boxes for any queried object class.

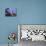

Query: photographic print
[5,8,16,16]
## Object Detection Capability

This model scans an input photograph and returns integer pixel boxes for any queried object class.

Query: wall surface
[0,0,46,44]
